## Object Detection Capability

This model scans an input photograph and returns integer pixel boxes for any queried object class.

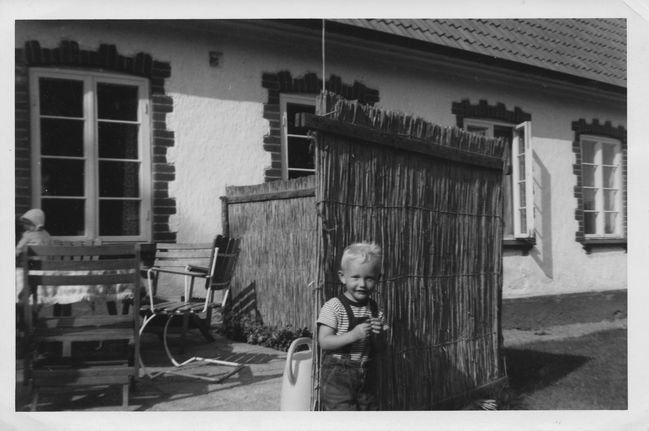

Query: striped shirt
[317,296,384,362]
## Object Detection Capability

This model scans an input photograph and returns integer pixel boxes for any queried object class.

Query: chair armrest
[148,267,207,277]
[186,264,209,274]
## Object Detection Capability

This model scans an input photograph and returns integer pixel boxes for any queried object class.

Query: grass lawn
[504,328,627,409]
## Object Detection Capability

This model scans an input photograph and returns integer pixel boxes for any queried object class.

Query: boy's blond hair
[340,242,382,271]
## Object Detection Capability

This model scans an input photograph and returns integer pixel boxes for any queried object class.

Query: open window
[280,94,316,180]
[464,119,534,243]
[29,68,151,242]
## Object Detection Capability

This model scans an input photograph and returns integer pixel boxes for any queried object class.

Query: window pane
[288,137,315,170]
[518,154,526,180]
[584,212,597,234]
[519,208,527,233]
[582,140,596,163]
[515,129,525,154]
[602,143,617,165]
[42,198,85,236]
[42,159,84,196]
[99,161,140,197]
[502,174,513,237]
[467,125,487,136]
[288,170,315,179]
[603,166,617,188]
[518,182,526,207]
[286,103,315,135]
[582,165,596,187]
[604,190,617,211]
[583,188,597,211]
[41,118,84,156]
[604,213,617,234]
[98,122,139,159]
[39,78,83,117]
[493,126,512,142]
[97,83,138,121]
[99,200,140,235]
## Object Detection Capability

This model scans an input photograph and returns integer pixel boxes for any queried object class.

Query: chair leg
[180,314,189,354]
[193,315,215,342]
[159,314,244,383]
[122,383,129,409]
[31,390,38,412]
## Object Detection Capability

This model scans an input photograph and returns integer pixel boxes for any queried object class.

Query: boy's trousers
[320,355,377,410]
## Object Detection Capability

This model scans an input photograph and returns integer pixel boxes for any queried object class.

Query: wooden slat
[155,249,212,258]
[29,273,137,285]
[32,258,137,271]
[34,330,134,342]
[152,259,210,269]
[224,187,315,204]
[27,244,136,257]
[33,365,134,386]
[38,314,134,328]
[155,243,212,250]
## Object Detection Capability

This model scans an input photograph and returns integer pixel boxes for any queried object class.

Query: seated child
[317,241,389,411]
[16,208,52,257]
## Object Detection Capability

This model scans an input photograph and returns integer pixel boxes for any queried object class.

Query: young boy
[15,208,52,256]
[317,242,388,410]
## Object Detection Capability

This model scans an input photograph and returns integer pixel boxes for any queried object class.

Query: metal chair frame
[139,236,243,382]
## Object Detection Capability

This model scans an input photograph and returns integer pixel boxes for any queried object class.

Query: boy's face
[338,258,381,303]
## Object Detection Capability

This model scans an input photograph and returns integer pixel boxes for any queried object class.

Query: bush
[220,311,312,352]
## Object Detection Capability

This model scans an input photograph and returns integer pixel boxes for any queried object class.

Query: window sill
[580,238,627,254]
[503,237,536,255]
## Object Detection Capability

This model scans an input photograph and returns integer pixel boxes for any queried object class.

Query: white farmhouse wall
[16,21,627,298]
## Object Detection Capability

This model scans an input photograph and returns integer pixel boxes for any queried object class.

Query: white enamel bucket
[280,337,313,411]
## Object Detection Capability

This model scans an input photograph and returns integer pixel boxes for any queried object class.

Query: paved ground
[15,331,289,411]
[14,289,627,412]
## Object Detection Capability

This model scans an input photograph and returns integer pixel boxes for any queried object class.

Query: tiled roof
[332,19,626,88]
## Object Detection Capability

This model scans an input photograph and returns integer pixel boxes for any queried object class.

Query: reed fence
[222,176,318,329]
[309,92,506,409]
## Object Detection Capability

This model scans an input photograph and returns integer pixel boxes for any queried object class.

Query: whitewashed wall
[16,21,627,298]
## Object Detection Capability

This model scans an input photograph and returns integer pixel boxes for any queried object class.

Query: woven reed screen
[222,176,318,329]
[311,93,506,409]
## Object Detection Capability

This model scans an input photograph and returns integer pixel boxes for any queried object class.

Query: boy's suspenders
[336,294,378,357]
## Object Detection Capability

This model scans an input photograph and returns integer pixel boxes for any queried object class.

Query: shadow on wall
[530,151,553,279]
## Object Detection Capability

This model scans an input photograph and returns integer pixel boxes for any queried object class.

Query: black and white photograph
[3,0,649,430]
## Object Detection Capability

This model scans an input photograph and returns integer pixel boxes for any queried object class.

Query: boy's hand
[370,317,384,334]
[351,322,372,341]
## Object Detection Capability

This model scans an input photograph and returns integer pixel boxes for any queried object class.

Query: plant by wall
[220,310,312,352]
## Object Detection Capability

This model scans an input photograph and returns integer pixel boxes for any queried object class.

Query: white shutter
[512,121,534,238]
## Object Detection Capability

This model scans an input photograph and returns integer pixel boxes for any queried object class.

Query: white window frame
[29,68,151,242]
[280,93,316,180]
[464,118,534,239]
[580,134,624,238]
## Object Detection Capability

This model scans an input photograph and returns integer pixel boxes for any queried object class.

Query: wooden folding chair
[21,244,141,411]
[139,235,243,382]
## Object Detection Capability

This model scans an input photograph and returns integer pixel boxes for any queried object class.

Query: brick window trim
[451,98,533,252]
[571,118,627,254]
[452,98,531,129]
[16,39,176,243]
[261,71,380,182]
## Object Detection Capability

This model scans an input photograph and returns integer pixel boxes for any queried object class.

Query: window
[464,119,534,240]
[280,94,316,180]
[29,68,151,242]
[580,135,623,237]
